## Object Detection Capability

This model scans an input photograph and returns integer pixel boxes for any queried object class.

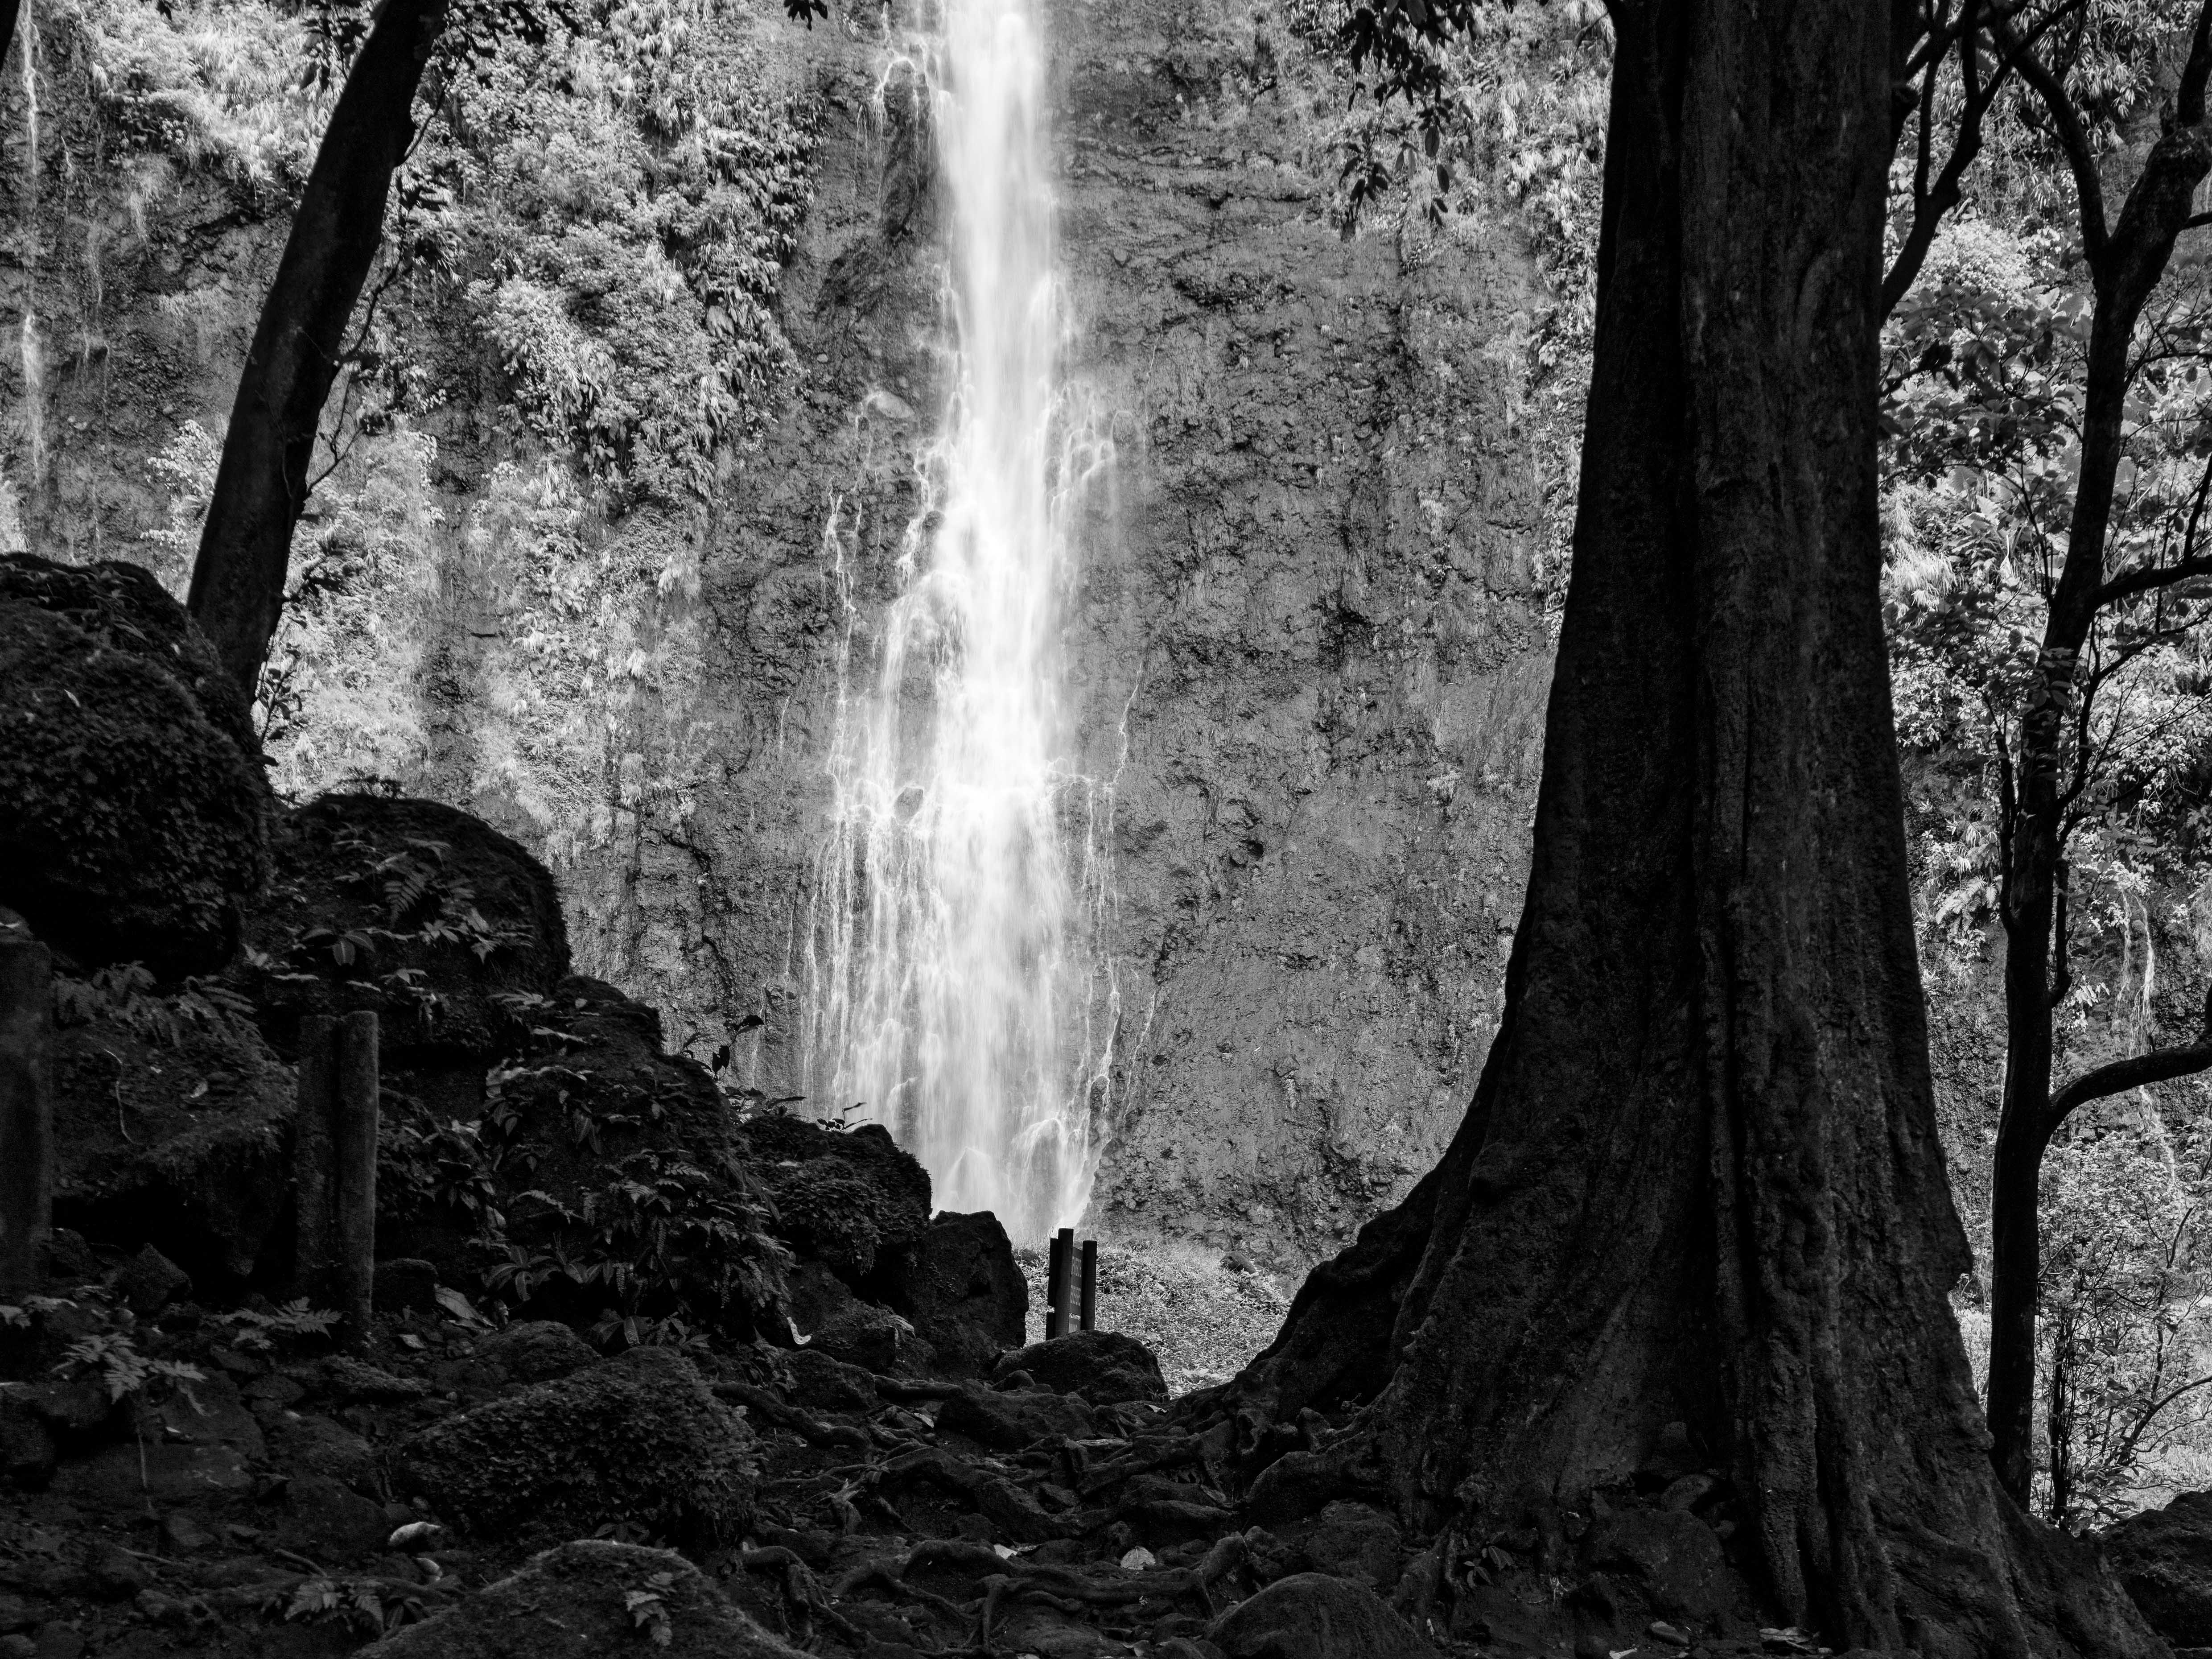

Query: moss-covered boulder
[358,1541,804,1658]
[736,1114,931,1283]
[49,991,292,1285]
[391,1346,754,1548]
[0,555,257,750]
[235,793,569,1061]
[0,556,271,975]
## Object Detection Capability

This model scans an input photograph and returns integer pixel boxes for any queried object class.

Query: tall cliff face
[614,0,1557,1261]
[0,0,1557,1265]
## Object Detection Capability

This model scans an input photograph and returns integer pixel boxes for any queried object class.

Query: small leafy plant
[52,963,259,1047]
[486,1150,790,1349]
[625,1570,677,1646]
[210,1301,342,1353]
[60,1329,207,1407]
[281,1576,426,1635]
[29,1290,208,1409]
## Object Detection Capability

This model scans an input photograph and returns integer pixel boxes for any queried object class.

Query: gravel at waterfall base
[1017,1240,1293,1394]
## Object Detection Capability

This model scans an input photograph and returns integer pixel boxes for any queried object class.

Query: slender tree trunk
[186,0,446,701]
[1984,97,2212,1502]
[2048,1304,2076,1529]
[1989,800,2060,1504]
[1219,0,2155,1647]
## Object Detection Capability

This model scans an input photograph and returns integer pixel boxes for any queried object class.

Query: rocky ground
[12,553,2212,1659]
[0,1282,1854,1659]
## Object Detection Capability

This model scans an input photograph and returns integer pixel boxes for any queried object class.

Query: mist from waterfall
[802,0,1118,1245]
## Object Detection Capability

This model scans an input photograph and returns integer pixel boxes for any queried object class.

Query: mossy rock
[0,554,257,752]
[49,1007,294,1285]
[736,1114,932,1281]
[391,1346,754,1548]
[235,793,569,1059]
[358,1540,804,1658]
[0,561,271,976]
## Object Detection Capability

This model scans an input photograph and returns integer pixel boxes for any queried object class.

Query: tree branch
[2046,1020,2212,1138]
[2092,552,2212,609]
[1997,10,2109,262]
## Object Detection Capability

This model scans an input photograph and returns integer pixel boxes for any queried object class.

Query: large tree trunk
[186,0,446,701]
[1223,0,2155,1649]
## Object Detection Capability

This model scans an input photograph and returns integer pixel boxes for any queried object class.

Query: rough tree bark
[1218,0,2157,1649]
[185,0,447,700]
[1981,1,2212,1507]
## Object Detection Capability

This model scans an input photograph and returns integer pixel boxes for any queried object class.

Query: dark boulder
[465,1317,599,1384]
[2105,1490,2212,1645]
[391,1346,754,1548]
[937,1381,1095,1451]
[736,1114,931,1281]
[784,1348,879,1414]
[372,1257,440,1313]
[429,1319,597,1395]
[785,1261,930,1372]
[993,1329,1167,1406]
[357,1539,804,1658]
[49,1003,292,1284]
[49,1371,264,1506]
[0,1397,56,1489]
[1209,1572,1439,1659]
[235,793,568,1061]
[110,1246,190,1316]
[264,1412,379,1492]
[1290,1500,1405,1591]
[0,556,270,975]
[811,1300,935,1374]
[1580,1506,1737,1625]
[882,1209,1026,1375]
[280,1471,391,1558]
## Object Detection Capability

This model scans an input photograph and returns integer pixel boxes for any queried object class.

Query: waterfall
[803,0,1117,1244]
[17,0,38,487]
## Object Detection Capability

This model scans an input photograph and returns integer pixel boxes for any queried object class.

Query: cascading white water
[17,0,39,487]
[803,0,1117,1244]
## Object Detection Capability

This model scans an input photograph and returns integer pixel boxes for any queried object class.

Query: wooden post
[291,1016,338,1302]
[0,913,53,1297]
[1079,1239,1097,1333]
[333,1011,379,1344]
[1047,1226,1073,1340]
[292,1011,379,1343]
[1044,1232,1063,1339]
